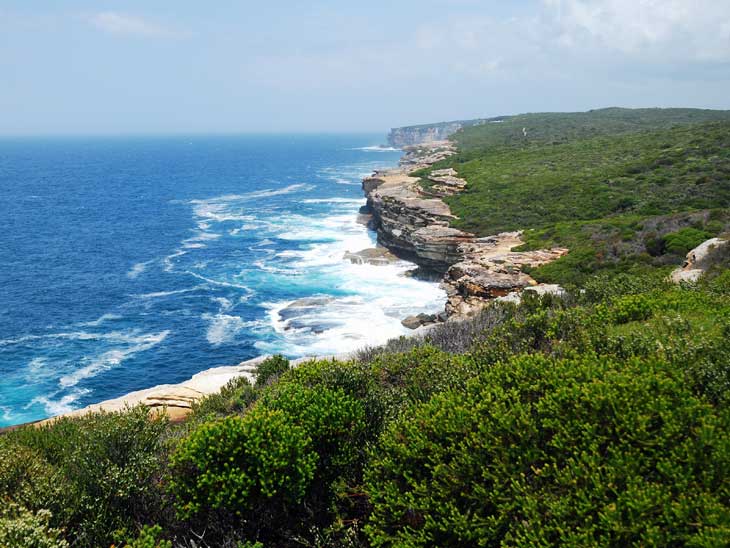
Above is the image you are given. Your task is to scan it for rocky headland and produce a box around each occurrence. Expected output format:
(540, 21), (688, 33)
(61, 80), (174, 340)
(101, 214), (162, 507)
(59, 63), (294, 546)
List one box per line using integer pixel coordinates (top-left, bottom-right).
(361, 140), (569, 324)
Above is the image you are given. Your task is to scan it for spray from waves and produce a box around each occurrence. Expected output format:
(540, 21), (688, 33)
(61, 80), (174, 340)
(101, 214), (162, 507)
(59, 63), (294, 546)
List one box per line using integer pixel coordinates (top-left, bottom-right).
(131, 286), (207, 300)
(202, 313), (261, 345)
(301, 198), (365, 205)
(0, 328), (169, 349)
(189, 183), (315, 208)
(28, 388), (92, 417)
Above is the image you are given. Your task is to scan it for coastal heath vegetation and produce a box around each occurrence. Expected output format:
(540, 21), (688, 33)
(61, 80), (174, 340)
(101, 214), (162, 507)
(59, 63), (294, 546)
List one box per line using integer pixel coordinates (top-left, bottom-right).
(1, 108), (730, 546)
(2, 267), (730, 547)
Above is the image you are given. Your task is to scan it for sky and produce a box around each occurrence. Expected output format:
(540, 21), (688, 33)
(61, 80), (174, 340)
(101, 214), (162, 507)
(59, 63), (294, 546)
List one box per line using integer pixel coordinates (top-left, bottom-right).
(1, 0), (729, 135)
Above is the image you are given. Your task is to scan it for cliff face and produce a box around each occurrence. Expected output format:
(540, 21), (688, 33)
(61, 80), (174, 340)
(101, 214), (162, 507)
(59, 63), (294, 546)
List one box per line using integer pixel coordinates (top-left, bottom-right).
(362, 140), (568, 321)
(388, 122), (465, 147)
(362, 141), (472, 272)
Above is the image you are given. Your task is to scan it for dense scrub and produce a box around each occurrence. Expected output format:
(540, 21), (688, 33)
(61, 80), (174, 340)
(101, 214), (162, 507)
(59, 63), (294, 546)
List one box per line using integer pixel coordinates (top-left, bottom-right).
(1, 269), (729, 546)
(452, 107), (730, 152)
(417, 109), (730, 286)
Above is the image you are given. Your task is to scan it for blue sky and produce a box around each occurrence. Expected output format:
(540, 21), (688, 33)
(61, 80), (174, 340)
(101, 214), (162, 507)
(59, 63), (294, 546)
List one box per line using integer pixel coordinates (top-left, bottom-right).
(1, 0), (729, 135)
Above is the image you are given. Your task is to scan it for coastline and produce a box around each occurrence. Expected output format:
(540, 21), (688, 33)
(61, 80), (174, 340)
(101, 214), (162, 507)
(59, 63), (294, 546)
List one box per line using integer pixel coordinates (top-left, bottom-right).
(21, 132), (567, 427)
(16, 140), (441, 427)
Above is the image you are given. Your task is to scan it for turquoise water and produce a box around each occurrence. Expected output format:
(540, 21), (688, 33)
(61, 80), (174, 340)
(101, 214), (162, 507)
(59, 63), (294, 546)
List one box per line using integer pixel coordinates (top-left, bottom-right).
(0, 135), (445, 426)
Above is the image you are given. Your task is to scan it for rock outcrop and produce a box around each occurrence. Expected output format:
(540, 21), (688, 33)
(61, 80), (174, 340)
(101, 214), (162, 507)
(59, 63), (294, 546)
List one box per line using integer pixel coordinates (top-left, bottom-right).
(442, 233), (569, 317)
(343, 247), (400, 265)
(362, 143), (569, 319)
(670, 237), (728, 283)
(363, 167), (473, 271)
(41, 354), (342, 424)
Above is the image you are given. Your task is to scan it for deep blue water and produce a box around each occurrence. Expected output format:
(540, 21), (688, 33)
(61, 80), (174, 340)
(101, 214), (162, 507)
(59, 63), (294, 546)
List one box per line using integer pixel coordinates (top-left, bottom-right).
(0, 135), (445, 426)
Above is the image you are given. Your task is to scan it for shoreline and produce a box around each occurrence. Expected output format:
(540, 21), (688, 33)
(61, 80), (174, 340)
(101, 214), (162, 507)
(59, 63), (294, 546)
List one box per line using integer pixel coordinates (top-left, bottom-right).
(11, 134), (567, 428)
(7, 141), (442, 428)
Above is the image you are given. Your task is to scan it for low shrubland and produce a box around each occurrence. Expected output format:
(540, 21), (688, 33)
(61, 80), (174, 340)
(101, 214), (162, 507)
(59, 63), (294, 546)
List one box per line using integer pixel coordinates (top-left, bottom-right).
(1, 269), (729, 546)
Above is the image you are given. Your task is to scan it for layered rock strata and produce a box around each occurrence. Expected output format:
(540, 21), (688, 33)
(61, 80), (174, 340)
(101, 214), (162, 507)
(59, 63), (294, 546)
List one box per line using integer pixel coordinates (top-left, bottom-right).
(443, 233), (569, 317)
(362, 143), (569, 320)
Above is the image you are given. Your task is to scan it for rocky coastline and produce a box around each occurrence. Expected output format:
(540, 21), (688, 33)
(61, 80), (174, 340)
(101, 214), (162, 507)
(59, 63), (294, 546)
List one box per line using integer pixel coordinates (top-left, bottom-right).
(21, 135), (569, 427)
(360, 140), (568, 323)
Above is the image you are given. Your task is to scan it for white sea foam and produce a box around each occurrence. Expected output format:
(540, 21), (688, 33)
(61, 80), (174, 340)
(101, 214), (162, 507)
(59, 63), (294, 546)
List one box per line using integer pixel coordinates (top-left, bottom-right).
(302, 198), (364, 205)
(250, 198), (446, 357)
(132, 286), (206, 300)
(77, 313), (123, 327)
(0, 406), (13, 423)
(202, 313), (259, 345)
(186, 271), (252, 291)
(163, 249), (188, 272)
(190, 184), (315, 208)
(58, 330), (169, 388)
(127, 260), (155, 279)
(29, 388), (92, 417)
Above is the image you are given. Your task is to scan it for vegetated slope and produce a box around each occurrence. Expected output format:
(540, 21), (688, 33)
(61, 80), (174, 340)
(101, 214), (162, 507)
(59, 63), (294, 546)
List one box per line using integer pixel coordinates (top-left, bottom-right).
(420, 110), (730, 285)
(3, 262), (730, 547)
(452, 106), (730, 151)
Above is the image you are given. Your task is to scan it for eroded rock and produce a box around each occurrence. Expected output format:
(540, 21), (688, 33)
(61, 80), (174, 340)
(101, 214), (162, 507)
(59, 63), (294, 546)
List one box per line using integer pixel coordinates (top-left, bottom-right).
(670, 237), (728, 283)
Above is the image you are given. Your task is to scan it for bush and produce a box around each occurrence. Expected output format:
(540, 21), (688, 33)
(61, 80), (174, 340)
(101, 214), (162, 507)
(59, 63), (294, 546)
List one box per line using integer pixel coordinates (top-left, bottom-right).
(117, 524), (171, 548)
(2, 407), (168, 547)
(190, 375), (258, 422)
(663, 227), (713, 255)
(0, 442), (73, 522)
(364, 354), (730, 547)
(255, 355), (290, 388)
(608, 293), (654, 323)
(367, 346), (478, 420)
(168, 407), (316, 526)
(278, 358), (385, 440)
(261, 383), (366, 482)
(0, 503), (68, 548)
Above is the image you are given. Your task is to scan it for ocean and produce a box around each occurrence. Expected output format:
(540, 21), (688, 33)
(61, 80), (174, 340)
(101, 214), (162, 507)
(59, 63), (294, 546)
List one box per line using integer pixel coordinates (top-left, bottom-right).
(0, 134), (445, 427)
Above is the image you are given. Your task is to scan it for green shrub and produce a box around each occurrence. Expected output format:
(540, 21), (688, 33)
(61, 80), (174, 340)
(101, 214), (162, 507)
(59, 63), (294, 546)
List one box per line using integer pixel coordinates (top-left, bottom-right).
(0, 442), (73, 522)
(367, 346), (478, 421)
(364, 354), (730, 547)
(608, 293), (654, 323)
(118, 524), (171, 548)
(261, 383), (367, 481)
(168, 407), (316, 523)
(190, 375), (258, 422)
(0, 503), (68, 548)
(255, 354), (290, 388)
(663, 227), (713, 255)
(2, 407), (168, 547)
(279, 358), (385, 439)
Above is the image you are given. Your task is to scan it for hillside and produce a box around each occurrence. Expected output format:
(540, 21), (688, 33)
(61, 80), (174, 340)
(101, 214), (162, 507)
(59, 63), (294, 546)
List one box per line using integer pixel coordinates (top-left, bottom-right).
(414, 108), (730, 285)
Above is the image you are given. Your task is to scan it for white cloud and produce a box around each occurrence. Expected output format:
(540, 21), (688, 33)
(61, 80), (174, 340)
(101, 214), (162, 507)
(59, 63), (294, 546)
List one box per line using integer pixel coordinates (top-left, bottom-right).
(87, 12), (178, 38)
(543, 0), (730, 62)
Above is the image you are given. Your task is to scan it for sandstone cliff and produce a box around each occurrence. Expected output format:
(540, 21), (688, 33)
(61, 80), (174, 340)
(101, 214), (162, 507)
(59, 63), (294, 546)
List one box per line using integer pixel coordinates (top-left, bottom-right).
(388, 122), (465, 147)
(362, 141), (569, 322)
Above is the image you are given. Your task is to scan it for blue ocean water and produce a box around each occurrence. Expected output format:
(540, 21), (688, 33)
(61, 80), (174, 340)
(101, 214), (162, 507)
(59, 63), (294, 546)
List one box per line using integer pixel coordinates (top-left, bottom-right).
(0, 135), (445, 426)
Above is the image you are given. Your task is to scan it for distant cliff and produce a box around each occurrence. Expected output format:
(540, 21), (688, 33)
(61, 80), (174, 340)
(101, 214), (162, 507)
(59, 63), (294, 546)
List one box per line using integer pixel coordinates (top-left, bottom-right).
(387, 119), (478, 147)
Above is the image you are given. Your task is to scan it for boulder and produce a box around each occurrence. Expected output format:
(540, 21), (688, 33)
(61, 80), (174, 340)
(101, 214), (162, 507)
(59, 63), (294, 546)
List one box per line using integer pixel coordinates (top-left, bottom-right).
(401, 313), (438, 330)
(343, 247), (400, 265)
(670, 238), (728, 283)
